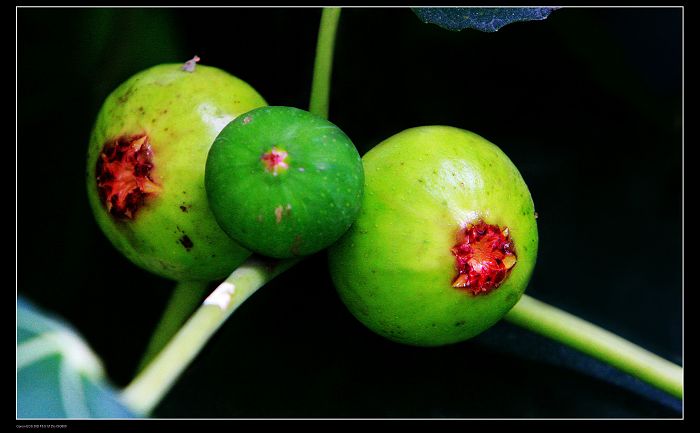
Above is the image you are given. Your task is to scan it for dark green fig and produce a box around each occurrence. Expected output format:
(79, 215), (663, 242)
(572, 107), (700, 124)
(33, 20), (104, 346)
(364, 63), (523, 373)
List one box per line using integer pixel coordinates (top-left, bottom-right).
(205, 106), (364, 258)
(328, 126), (538, 346)
(86, 62), (267, 281)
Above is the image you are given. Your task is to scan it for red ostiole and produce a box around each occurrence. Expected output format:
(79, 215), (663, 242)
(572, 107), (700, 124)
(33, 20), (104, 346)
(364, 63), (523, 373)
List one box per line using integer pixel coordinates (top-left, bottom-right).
(96, 134), (161, 219)
(451, 220), (517, 295)
(260, 146), (289, 176)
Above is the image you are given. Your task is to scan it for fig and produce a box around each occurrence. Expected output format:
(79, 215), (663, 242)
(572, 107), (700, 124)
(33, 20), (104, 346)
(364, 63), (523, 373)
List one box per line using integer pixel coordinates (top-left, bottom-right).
(86, 61), (267, 281)
(205, 106), (364, 258)
(328, 126), (538, 346)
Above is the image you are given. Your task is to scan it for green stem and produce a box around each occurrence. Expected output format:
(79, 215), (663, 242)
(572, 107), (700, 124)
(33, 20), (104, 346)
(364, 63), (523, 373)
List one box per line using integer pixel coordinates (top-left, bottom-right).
(505, 294), (683, 399)
(120, 257), (300, 415)
(309, 7), (342, 118)
(135, 280), (210, 374)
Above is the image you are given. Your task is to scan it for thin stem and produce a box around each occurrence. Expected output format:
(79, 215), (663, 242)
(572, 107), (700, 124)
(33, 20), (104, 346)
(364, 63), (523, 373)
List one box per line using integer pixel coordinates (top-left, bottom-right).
(505, 294), (683, 399)
(135, 280), (210, 374)
(309, 7), (342, 118)
(120, 257), (300, 415)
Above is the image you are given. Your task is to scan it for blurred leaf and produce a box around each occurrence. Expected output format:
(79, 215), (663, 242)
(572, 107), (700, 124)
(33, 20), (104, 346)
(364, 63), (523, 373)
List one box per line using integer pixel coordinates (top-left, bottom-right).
(17, 297), (136, 418)
(413, 7), (559, 32)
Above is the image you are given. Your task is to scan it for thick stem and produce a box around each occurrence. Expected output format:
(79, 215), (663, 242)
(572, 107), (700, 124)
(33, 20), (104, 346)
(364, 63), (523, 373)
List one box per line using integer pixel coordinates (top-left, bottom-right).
(135, 280), (210, 374)
(504, 294), (683, 399)
(309, 7), (342, 118)
(120, 257), (300, 415)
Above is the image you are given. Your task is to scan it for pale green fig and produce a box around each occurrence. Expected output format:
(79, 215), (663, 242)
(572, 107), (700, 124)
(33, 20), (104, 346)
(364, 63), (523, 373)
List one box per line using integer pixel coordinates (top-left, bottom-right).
(329, 126), (538, 346)
(86, 62), (266, 281)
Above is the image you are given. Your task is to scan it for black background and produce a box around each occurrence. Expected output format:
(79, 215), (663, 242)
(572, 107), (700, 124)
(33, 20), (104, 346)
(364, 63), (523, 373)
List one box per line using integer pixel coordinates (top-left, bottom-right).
(17, 7), (683, 418)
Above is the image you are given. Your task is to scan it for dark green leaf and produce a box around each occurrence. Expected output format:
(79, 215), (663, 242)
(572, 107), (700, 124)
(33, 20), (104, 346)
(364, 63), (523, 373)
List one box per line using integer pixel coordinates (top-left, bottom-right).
(17, 298), (137, 419)
(413, 7), (559, 32)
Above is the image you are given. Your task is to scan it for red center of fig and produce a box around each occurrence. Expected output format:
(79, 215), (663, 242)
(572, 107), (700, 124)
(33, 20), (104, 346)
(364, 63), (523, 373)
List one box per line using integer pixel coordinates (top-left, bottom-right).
(96, 134), (160, 219)
(451, 221), (517, 295)
(261, 147), (289, 176)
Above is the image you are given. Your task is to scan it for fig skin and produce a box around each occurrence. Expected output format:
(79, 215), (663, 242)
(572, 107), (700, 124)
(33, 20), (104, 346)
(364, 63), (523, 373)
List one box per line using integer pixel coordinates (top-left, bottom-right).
(86, 63), (267, 281)
(205, 106), (364, 258)
(328, 126), (538, 346)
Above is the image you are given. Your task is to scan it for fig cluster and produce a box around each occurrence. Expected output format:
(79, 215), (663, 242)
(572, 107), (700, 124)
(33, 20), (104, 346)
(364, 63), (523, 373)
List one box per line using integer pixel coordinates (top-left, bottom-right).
(88, 62), (538, 346)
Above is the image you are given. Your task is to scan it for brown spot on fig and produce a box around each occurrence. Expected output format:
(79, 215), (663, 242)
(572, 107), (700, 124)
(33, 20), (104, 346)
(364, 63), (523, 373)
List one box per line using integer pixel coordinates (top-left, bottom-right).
(290, 235), (303, 256)
(117, 86), (135, 105)
(274, 204), (292, 223)
(275, 206), (284, 223)
(179, 235), (194, 251)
